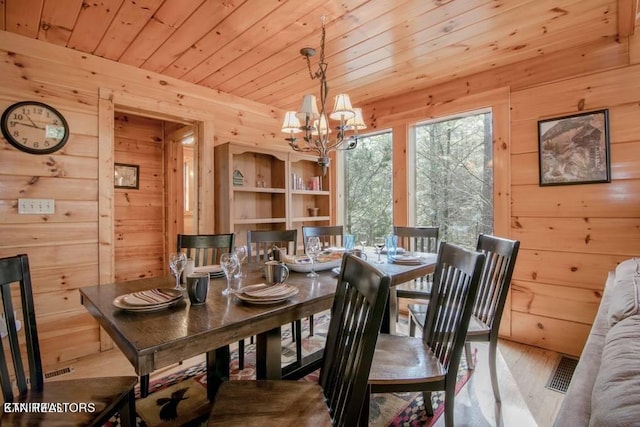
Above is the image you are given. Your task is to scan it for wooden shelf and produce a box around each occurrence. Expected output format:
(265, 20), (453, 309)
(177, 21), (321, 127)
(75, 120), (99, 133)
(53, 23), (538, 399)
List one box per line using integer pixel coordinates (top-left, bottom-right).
(291, 190), (330, 196)
(291, 216), (331, 222)
(234, 217), (287, 225)
(234, 186), (286, 193)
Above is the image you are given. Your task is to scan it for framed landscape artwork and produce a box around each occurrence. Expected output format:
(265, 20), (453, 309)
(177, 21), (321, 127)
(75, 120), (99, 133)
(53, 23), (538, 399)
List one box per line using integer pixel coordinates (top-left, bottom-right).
(537, 109), (611, 186)
(114, 163), (139, 189)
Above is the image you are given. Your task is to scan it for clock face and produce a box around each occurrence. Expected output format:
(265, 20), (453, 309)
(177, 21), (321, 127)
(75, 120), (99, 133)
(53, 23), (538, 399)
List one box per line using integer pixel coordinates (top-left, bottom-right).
(1, 101), (69, 155)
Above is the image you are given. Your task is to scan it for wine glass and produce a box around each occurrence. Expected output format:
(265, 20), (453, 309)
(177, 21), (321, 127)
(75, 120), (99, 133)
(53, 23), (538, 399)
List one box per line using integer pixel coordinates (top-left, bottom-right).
(359, 234), (368, 251)
(373, 236), (386, 264)
(169, 252), (188, 290)
(233, 245), (248, 278)
(220, 253), (239, 296)
(305, 236), (322, 278)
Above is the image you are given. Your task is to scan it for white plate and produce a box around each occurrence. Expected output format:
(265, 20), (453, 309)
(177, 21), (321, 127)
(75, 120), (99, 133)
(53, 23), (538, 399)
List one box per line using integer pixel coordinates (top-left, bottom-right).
(285, 257), (342, 273)
(122, 288), (183, 306)
(390, 254), (423, 265)
(113, 295), (183, 312)
(193, 265), (223, 274)
(381, 247), (406, 255)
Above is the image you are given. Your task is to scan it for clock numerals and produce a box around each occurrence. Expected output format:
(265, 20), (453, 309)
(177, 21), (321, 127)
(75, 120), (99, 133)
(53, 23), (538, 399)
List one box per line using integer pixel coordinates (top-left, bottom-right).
(2, 101), (69, 154)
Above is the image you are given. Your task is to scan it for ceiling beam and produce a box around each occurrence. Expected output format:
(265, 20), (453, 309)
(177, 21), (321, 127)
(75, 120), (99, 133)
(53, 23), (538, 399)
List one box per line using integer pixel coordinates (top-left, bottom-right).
(618, 0), (639, 37)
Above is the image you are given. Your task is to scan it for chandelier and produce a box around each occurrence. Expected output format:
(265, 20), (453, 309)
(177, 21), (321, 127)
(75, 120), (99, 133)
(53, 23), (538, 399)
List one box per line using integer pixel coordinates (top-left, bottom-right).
(281, 17), (366, 175)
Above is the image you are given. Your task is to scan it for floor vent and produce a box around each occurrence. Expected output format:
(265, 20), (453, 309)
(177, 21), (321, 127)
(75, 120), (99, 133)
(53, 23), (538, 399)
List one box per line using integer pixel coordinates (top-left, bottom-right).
(546, 355), (578, 393)
(44, 366), (74, 379)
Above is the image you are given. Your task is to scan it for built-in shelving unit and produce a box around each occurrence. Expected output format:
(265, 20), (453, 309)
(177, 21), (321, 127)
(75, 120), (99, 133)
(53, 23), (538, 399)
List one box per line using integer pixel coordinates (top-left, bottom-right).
(214, 143), (333, 248)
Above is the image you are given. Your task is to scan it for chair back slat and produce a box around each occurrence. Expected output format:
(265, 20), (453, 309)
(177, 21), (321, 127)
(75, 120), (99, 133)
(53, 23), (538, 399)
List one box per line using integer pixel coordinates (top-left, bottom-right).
(423, 243), (484, 372)
(393, 226), (439, 254)
(247, 229), (297, 263)
(320, 254), (390, 427)
(0, 255), (44, 402)
(473, 234), (520, 327)
(177, 234), (234, 267)
(302, 225), (344, 250)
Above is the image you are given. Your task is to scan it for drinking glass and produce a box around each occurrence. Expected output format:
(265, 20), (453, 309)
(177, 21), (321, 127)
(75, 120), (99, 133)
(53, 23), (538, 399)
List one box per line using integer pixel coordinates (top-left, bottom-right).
(306, 236), (322, 278)
(359, 234), (368, 251)
(373, 236), (385, 264)
(169, 252), (188, 290)
(220, 253), (239, 296)
(233, 245), (248, 278)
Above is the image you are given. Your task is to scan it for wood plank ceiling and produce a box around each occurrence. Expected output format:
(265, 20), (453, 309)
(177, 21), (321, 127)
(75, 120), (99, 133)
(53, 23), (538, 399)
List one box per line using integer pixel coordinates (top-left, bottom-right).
(1, 0), (637, 112)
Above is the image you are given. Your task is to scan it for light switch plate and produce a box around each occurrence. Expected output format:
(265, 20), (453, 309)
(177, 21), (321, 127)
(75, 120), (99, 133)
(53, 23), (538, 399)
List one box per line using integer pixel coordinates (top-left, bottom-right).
(18, 198), (55, 214)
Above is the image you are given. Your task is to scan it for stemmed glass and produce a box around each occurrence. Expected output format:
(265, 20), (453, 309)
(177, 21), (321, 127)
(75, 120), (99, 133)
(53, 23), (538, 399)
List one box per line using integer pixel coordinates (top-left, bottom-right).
(169, 252), (188, 290)
(233, 245), (248, 278)
(359, 234), (368, 251)
(305, 236), (322, 278)
(373, 236), (386, 264)
(220, 253), (239, 296)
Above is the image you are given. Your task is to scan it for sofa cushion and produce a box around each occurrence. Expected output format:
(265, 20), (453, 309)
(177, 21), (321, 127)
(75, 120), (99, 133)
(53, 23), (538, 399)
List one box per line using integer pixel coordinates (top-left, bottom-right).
(590, 314), (640, 427)
(607, 258), (640, 327)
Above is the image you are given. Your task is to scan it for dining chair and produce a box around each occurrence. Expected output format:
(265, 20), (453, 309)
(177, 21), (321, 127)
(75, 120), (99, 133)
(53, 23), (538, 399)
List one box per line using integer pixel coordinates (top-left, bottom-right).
(407, 234), (520, 402)
(393, 225), (439, 299)
(208, 253), (391, 427)
(177, 233), (235, 266)
(363, 242), (485, 427)
(301, 225), (344, 336)
(0, 254), (137, 426)
(302, 225), (344, 250)
(246, 229), (303, 368)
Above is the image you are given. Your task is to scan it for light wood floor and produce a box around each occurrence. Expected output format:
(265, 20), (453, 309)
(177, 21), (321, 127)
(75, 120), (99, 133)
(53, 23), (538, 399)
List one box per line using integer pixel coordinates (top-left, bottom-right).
(49, 333), (565, 426)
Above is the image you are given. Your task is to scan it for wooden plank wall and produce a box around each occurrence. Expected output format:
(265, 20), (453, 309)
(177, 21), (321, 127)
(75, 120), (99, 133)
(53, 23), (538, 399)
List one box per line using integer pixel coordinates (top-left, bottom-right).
(114, 113), (165, 282)
(0, 30), (283, 367)
(362, 32), (640, 356)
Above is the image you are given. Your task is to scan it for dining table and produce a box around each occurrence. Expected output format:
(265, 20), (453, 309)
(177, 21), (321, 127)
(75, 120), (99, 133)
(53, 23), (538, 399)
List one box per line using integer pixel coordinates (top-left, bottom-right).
(78, 249), (437, 401)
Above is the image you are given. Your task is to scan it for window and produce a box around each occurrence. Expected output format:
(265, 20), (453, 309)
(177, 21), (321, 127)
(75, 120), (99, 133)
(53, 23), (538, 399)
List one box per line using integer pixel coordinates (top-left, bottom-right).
(412, 110), (493, 248)
(343, 131), (393, 244)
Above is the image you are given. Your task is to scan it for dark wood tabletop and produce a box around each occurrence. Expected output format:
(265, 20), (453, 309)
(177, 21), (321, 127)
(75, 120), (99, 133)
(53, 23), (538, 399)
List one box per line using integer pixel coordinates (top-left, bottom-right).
(79, 252), (436, 398)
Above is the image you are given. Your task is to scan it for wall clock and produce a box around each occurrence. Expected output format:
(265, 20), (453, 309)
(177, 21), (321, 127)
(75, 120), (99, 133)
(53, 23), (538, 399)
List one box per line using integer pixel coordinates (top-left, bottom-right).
(1, 101), (69, 155)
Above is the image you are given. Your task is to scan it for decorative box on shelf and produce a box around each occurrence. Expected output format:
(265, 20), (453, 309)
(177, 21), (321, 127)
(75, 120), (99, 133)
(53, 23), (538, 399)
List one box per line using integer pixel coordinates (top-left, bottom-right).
(233, 169), (244, 186)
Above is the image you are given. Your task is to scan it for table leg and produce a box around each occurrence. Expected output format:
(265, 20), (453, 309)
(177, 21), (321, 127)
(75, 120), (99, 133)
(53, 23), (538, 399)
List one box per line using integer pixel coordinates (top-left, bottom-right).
(207, 346), (230, 401)
(256, 326), (282, 380)
(139, 374), (149, 398)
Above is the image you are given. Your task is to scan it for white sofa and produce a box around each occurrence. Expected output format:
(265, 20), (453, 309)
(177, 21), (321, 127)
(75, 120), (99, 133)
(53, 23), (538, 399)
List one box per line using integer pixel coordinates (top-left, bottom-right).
(554, 258), (640, 426)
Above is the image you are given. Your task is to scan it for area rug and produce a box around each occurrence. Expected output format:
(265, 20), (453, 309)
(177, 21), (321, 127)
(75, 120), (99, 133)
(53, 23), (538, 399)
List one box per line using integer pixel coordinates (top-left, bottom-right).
(105, 314), (475, 427)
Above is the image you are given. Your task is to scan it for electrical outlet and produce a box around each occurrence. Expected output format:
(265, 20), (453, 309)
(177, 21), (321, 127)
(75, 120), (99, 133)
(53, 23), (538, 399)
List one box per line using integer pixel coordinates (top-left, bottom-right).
(18, 198), (55, 214)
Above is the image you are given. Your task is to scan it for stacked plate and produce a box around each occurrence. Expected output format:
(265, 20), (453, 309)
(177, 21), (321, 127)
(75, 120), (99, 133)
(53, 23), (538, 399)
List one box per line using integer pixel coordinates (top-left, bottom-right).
(193, 265), (226, 280)
(235, 283), (298, 305)
(390, 254), (423, 265)
(113, 288), (183, 312)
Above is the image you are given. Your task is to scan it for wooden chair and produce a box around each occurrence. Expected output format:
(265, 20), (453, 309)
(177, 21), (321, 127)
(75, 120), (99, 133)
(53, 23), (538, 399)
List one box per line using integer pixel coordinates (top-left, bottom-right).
(407, 234), (520, 402)
(246, 229), (302, 369)
(0, 254), (137, 427)
(177, 233), (235, 266)
(393, 225), (439, 300)
(363, 242), (485, 427)
(208, 254), (391, 427)
(302, 225), (344, 250)
(301, 225), (344, 336)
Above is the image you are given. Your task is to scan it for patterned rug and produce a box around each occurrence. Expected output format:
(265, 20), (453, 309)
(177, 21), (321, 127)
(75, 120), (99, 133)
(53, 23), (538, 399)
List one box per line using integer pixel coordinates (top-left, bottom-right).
(104, 314), (475, 427)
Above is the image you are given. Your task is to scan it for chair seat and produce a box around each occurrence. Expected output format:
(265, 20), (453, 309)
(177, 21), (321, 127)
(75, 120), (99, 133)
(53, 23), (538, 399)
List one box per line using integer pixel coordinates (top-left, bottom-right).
(1, 376), (137, 426)
(396, 280), (432, 299)
(369, 334), (446, 387)
(408, 304), (490, 337)
(209, 380), (332, 426)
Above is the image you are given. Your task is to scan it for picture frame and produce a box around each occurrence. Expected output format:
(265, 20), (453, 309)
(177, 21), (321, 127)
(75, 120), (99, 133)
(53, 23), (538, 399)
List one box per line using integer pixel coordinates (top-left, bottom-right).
(538, 109), (611, 186)
(114, 163), (139, 189)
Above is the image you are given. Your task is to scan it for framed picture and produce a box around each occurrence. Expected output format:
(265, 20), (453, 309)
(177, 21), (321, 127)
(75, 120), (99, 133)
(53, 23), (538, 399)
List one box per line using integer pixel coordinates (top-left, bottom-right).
(538, 109), (611, 186)
(114, 163), (139, 189)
